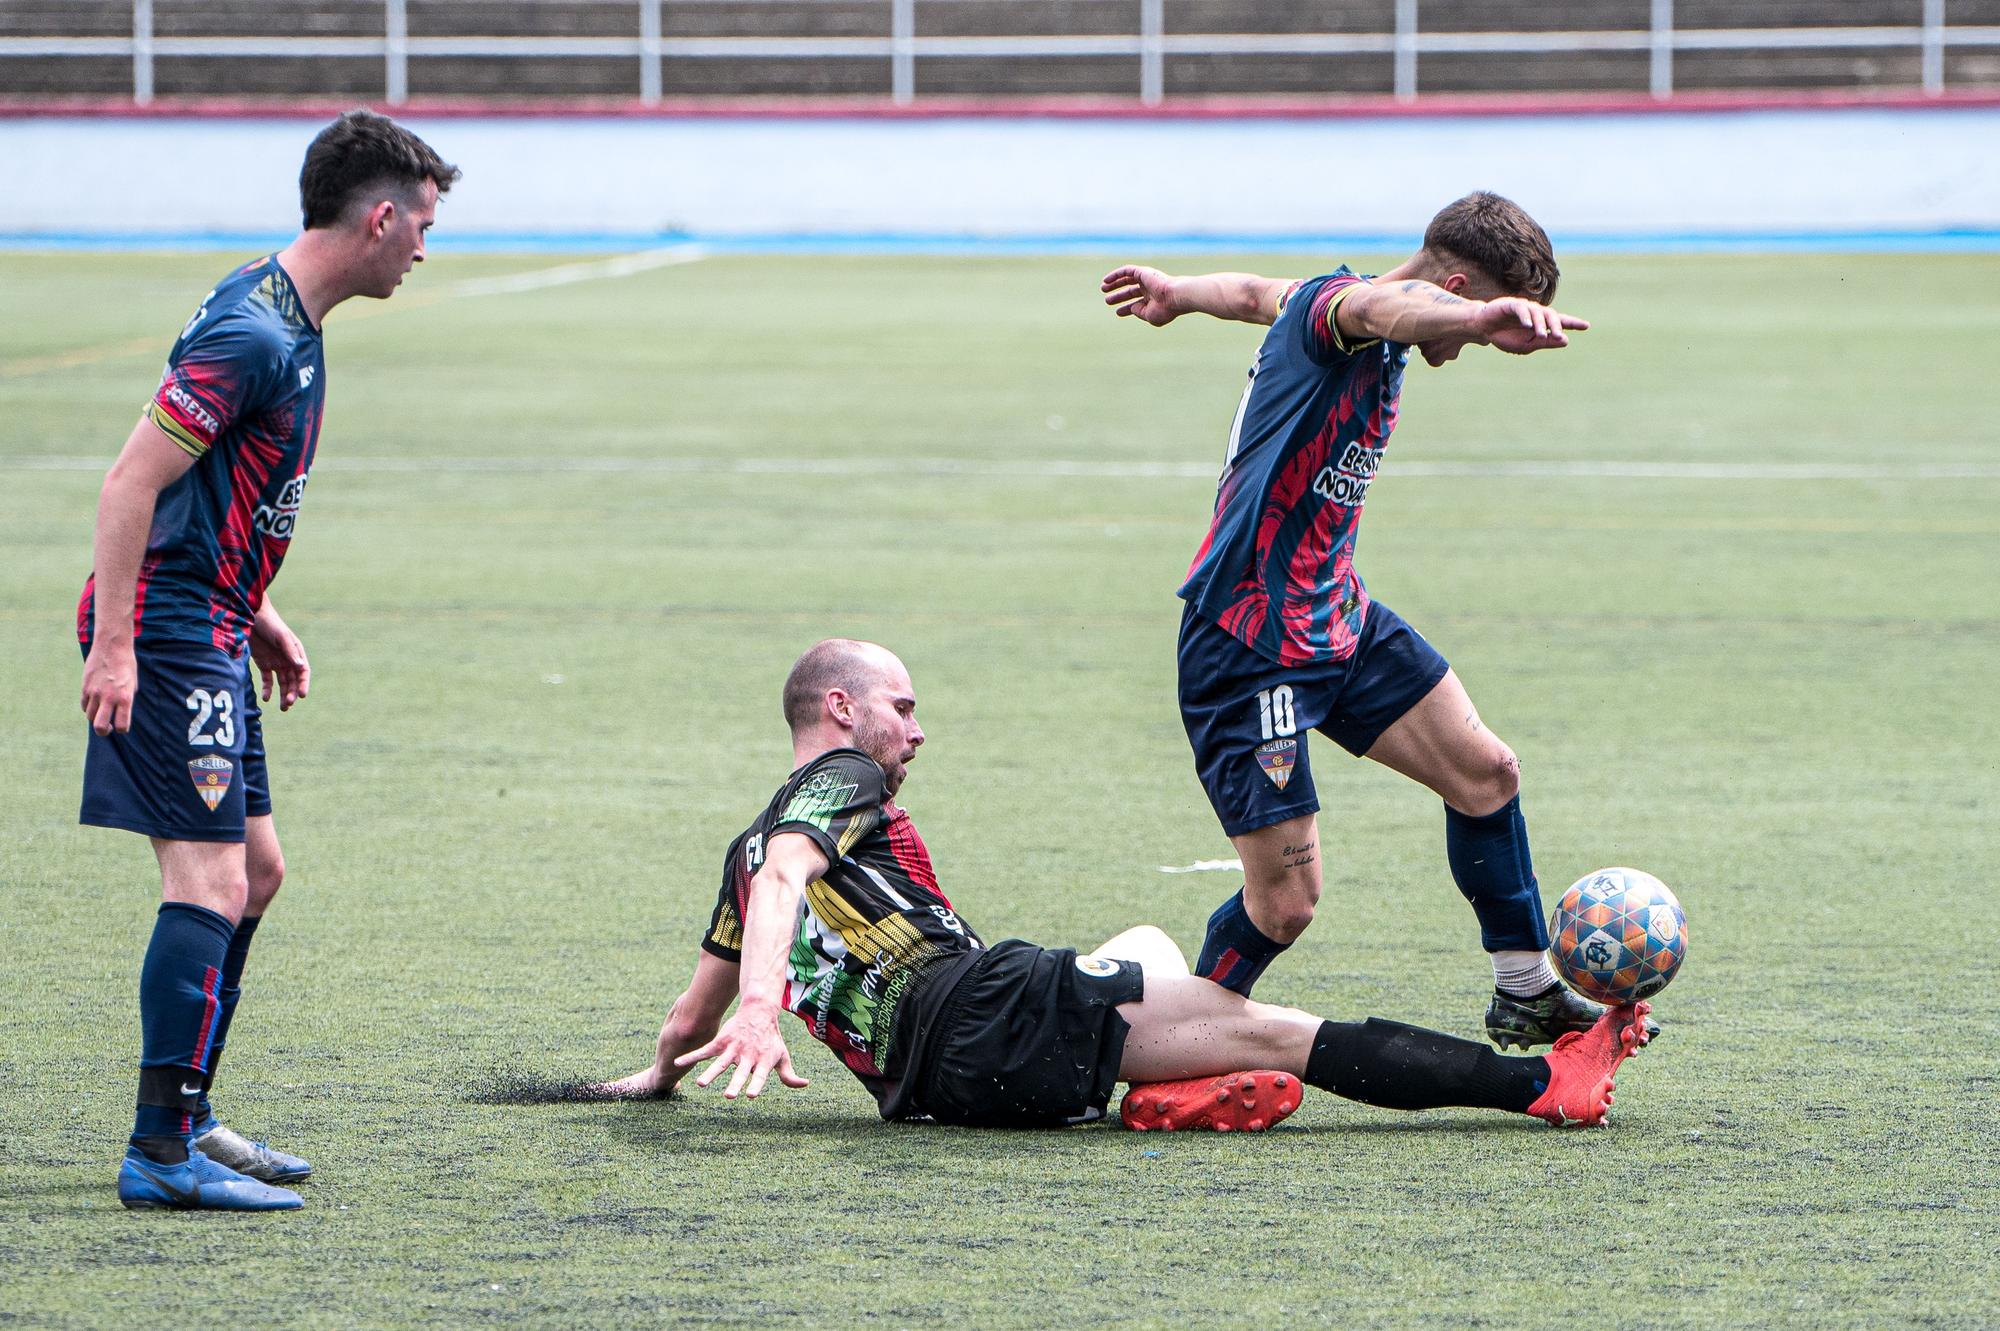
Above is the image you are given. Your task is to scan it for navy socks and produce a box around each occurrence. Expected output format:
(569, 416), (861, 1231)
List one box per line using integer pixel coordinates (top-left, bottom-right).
(1305, 1017), (1549, 1113)
(1195, 889), (1289, 996)
(132, 902), (235, 1160)
(1443, 795), (1551, 953)
(193, 913), (262, 1130)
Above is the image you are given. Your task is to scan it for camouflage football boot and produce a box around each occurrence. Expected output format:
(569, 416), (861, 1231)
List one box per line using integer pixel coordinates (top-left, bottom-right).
(192, 1123), (313, 1184)
(1486, 984), (1661, 1051)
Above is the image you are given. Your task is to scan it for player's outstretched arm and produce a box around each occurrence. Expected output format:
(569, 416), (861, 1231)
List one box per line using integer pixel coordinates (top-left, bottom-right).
(676, 833), (825, 1100)
(1101, 266), (1294, 327)
(82, 416), (198, 736)
(1337, 279), (1588, 354)
(593, 949), (741, 1098)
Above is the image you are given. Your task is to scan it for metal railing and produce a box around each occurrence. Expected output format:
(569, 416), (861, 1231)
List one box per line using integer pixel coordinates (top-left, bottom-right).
(2, 0), (1996, 107)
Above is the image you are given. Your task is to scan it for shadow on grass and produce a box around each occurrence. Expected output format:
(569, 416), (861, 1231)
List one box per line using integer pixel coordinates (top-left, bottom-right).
(470, 1072), (1555, 1149)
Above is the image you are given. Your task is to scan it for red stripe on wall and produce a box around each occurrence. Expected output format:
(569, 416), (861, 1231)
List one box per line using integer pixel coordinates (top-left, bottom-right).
(4, 89), (1998, 122)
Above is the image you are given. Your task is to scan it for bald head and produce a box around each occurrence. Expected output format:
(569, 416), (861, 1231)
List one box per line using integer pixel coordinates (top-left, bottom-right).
(782, 638), (925, 794)
(782, 639), (897, 732)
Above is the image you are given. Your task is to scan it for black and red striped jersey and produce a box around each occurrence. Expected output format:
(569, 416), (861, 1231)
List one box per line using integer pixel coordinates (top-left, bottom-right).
(702, 748), (982, 1107)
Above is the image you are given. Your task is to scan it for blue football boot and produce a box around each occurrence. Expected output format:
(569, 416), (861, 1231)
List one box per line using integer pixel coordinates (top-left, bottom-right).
(194, 1122), (313, 1184)
(117, 1145), (303, 1211)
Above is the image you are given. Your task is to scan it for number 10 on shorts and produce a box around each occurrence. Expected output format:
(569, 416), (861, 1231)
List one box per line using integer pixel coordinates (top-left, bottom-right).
(1256, 685), (1296, 739)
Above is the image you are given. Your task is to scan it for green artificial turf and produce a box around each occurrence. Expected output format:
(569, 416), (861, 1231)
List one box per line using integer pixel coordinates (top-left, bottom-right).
(1, 249), (1995, 1329)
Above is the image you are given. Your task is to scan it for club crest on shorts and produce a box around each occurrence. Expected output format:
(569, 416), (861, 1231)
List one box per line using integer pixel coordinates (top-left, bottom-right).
(1254, 738), (1297, 790)
(187, 755), (234, 812)
(1075, 955), (1121, 978)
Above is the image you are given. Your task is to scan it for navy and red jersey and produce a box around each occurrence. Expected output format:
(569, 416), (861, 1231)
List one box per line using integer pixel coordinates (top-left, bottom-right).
(77, 255), (325, 657)
(1179, 266), (1409, 667)
(703, 748), (982, 1111)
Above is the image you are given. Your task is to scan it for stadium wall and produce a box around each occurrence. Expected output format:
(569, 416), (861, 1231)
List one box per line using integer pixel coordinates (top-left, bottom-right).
(4, 105), (1998, 249)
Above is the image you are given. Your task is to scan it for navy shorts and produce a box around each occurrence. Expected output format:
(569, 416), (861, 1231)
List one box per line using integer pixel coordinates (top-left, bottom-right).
(80, 640), (269, 842)
(1177, 599), (1450, 837)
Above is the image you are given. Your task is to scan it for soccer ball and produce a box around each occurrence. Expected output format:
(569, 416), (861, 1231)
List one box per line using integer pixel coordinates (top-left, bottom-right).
(1549, 867), (1686, 1005)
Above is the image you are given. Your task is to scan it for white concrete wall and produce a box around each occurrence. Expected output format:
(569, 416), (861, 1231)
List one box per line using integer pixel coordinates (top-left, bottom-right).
(3, 108), (1996, 243)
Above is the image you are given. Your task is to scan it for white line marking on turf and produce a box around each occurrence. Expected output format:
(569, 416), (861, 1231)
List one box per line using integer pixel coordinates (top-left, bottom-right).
(445, 244), (710, 298)
(0, 247), (712, 376)
(5, 456), (1998, 481)
(1159, 859), (1245, 874)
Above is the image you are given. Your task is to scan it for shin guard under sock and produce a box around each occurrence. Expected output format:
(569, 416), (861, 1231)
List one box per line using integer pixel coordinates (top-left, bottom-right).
(132, 902), (235, 1157)
(1444, 796), (1551, 954)
(1305, 1017), (1550, 1113)
(1195, 889), (1289, 997)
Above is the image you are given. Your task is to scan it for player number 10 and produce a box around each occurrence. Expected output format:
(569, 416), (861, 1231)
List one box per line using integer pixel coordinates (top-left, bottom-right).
(1256, 685), (1296, 739)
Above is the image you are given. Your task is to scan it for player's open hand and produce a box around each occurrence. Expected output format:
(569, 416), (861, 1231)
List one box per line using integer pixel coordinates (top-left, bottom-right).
(249, 614), (311, 711)
(676, 1006), (809, 1101)
(1101, 265), (1181, 326)
(80, 639), (138, 736)
(1477, 297), (1590, 355)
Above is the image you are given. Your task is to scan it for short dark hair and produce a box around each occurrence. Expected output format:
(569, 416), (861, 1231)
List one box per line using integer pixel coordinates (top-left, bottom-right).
(1422, 191), (1559, 303)
(782, 640), (878, 732)
(299, 109), (461, 230)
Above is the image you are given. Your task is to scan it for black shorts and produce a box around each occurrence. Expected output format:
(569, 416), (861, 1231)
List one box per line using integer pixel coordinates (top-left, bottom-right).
(899, 939), (1144, 1129)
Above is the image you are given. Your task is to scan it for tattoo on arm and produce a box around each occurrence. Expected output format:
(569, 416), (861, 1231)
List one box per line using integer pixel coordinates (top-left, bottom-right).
(1280, 840), (1318, 870)
(1464, 708), (1484, 734)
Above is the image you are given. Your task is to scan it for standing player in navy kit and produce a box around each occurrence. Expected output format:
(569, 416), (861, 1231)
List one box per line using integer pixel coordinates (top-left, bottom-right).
(78, 110), (458, 1210)
(1101, 193), (1651, 1049)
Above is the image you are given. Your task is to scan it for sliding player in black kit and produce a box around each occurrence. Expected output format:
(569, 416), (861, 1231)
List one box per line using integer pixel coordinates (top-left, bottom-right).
(592, 640), (1652, 1132)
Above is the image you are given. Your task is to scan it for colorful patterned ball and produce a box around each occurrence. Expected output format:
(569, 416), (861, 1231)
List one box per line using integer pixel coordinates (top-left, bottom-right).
(1550, 867), (1686, 1005)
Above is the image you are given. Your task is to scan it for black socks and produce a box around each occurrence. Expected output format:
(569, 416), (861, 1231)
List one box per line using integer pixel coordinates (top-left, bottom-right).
(1305, 1017), (1549, 1114)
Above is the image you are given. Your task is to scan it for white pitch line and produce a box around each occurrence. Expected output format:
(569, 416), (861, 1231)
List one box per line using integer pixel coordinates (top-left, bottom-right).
(1159, 858), (1245, 875)
(445, 243), (710, 298)
(4, 455), (1998, 481)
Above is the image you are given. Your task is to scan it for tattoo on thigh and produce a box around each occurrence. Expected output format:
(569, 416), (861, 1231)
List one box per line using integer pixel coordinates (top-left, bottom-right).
(1281, 840), (1318, 870)
(1464, 708), (1483, 733)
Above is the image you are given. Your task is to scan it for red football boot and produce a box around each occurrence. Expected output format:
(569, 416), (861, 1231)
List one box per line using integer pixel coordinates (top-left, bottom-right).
(1527, 1001), (1652, 1128)
(1120, 1070), (1303, 1133)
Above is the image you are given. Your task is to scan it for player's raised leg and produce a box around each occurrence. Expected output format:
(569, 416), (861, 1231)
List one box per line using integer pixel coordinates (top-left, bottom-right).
(119, 838), (300, 1211)
(1364, 669), (1655, 1048)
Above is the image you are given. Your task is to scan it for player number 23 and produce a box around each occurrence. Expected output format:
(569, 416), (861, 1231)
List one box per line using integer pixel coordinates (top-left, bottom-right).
(185, 688), (236, 748)
(1256, 685), (1296, 739)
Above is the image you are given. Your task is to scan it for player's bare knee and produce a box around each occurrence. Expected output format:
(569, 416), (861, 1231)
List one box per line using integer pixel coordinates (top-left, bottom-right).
(247, 853), (286, 914)
(166, 871), (249, 921)
(1456, 746), (1521, 816)
(1126, 925), (1182, 967)
(1262, 894), (1318, 944)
